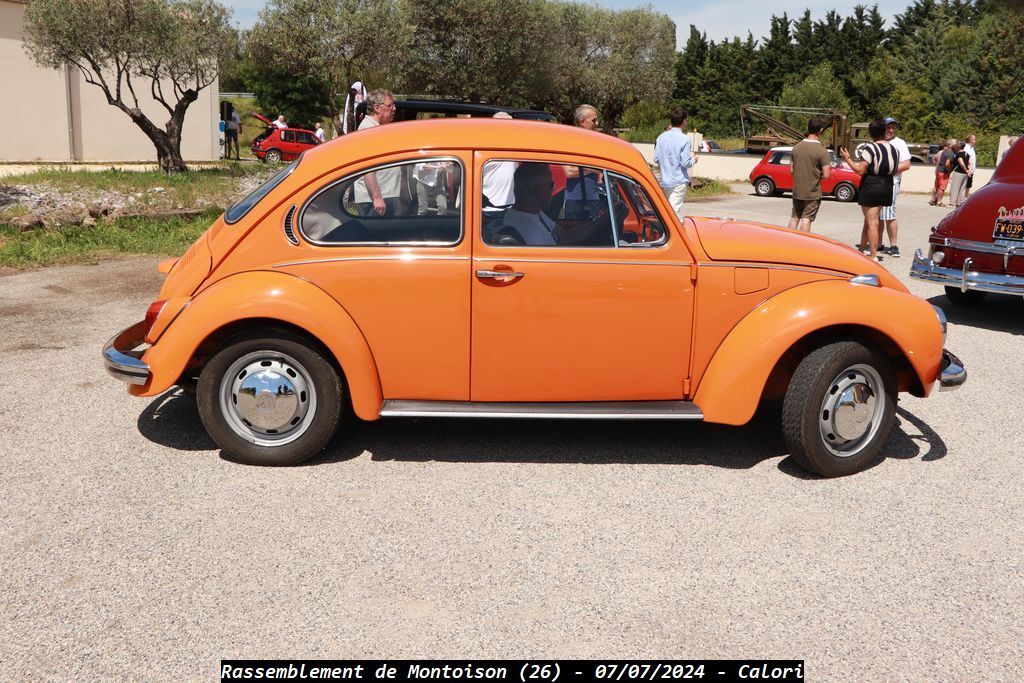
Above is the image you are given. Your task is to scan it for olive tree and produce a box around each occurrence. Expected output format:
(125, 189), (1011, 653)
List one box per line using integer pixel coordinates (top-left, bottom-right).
(23, 0), (232, 173)
(548, 5), (676, 130)
(247, 0), (409, 134)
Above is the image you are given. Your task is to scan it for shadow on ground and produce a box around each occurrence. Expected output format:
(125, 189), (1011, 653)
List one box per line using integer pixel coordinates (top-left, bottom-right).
(928, 293), (1024, 336)
(138, 391), (949, 478)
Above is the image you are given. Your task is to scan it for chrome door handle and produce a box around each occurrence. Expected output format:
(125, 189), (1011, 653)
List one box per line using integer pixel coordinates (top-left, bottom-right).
(476, 269), (524, 279)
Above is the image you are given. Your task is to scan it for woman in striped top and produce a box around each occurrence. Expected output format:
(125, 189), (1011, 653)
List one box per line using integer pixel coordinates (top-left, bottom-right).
(840, 119), (898, 261)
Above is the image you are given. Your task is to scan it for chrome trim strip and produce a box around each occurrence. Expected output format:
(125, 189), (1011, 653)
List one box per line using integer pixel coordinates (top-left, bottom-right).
(910, 249), (1024, 296)
(932, 304), (947, 346)
(849, 274), (880, 287)
(939, 349), (967, 391)
(471, 256), (687, 267)
(931, 236), (1021, 256)
(379, 399), (704, 420)
(297, 155), (465, 248)
(102, 321), (150, 386)
(274, 255), (470, 268)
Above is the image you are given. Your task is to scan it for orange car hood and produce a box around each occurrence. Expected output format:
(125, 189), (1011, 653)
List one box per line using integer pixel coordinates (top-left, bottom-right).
(694, 218), (905, 290)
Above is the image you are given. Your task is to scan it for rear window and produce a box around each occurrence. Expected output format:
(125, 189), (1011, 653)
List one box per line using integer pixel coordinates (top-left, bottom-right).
(224, 161), (297, 224)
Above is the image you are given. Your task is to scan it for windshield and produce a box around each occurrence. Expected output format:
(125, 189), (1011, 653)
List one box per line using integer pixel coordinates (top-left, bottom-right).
(224, 160), (297, 224)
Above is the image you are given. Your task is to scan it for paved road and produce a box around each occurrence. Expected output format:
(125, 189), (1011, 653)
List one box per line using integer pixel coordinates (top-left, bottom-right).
(1, 190), (1022, 680)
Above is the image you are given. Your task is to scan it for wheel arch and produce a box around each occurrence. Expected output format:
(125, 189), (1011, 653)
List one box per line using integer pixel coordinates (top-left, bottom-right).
(131, 270), (384, 420)
(693, 280), (943, 425)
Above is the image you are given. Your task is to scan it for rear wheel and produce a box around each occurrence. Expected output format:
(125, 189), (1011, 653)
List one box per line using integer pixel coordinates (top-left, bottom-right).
(834, 182), (856, 202)
(264, 148), (283, 163)
(197, 330), (342, 465)
(782, 341), (896, 477)
(944, 286), (987, 306)
(754, 177), (776, 197)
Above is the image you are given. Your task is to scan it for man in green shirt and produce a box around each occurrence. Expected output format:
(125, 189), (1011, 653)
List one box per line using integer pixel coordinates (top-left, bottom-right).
(787, 116), (832, 232)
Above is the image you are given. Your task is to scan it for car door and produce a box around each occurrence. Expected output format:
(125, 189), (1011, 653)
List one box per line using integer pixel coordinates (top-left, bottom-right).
(772, 150), (794, 191)
(279, 130), (299, 160)
(281, 151), (472, 400)
(470, 152), (695, 402)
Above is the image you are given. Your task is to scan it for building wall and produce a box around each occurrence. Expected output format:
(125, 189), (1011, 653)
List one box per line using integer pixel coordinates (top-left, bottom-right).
(0, 0), (218, 162)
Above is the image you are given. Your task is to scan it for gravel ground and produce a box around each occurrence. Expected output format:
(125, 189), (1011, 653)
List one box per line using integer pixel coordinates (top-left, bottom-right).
(1, 189), (1021, 681)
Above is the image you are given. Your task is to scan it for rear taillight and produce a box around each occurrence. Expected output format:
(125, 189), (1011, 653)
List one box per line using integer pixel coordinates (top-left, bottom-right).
(144, 300), (167, 339)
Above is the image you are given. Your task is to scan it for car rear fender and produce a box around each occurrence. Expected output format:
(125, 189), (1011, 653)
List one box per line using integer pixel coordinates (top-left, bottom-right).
(130, 270), (383, 420)
(693, 279), (943, 425)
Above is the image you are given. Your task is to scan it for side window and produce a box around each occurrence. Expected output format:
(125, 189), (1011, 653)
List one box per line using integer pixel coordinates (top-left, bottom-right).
(770, 151), (791, 165)
(297, 132), (317, 145)
(281, 130), (295, 143)
(606, 173), (668, 246)
(299, 158), (462, 245)
(481, 160), (615, 248)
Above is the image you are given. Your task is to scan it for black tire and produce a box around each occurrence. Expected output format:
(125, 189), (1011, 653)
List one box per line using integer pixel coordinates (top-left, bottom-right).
(264, 148), (283, 163)
(753, 177), (776, 197)
(834, 182), (857, 202)
(944, 286), (987, 306)
(197, 329), (343, 465)
(782, 341), (896, 477)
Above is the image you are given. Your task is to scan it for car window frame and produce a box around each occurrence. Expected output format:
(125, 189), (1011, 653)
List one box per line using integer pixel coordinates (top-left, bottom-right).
(480, 158), (670, 250)
(297, 155), (465, 248)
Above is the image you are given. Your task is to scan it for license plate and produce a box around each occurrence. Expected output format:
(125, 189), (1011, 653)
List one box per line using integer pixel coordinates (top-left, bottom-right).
(993, 215), (1024, 241)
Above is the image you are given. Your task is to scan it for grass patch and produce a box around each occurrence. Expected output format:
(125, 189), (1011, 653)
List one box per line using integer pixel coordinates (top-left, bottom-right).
(3, 162), (267, 192)
(689, 178), (735, 200)
(0, 209), (219, 269)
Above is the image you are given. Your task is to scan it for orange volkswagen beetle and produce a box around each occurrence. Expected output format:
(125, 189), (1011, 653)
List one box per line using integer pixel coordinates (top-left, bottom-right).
(103, 119), (965, 477)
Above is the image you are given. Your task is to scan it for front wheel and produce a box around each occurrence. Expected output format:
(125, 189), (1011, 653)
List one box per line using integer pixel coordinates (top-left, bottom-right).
(197, 330), (343, 465)
(753, 177), (776, 197)
(944, 286), (986, 306)
(264, 148), (283, 163)
(782, 341), (896, 477)
(834, 182), (856, 202)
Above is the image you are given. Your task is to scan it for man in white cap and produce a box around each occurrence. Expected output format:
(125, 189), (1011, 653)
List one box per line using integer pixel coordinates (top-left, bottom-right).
(880, 117), (911, 258)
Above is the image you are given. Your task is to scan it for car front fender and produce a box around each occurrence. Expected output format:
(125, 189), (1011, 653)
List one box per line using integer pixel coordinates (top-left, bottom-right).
(130, 270), (383, 420)
(693, 279), (944, 425)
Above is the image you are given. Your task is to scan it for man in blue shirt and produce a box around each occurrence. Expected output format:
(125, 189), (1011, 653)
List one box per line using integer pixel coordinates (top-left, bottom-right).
(654, 107), (697, 219)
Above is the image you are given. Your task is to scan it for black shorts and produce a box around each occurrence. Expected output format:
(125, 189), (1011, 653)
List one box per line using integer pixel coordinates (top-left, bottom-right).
(858, 175), (894, 208)
(966, 174), (974, 188)
(225, 129), (238, 141)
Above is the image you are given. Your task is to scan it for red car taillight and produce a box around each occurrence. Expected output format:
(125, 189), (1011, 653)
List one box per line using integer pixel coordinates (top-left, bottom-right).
(144, 300), (167, 339)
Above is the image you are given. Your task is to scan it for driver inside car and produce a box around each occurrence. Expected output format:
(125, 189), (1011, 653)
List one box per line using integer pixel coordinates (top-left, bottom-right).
(491, 163), (607, 246)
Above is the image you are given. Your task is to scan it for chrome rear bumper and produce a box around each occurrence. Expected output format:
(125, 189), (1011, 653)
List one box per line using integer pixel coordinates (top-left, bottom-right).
(939, 349), (966, 391)
(911, 249), (1024, 296)
(102, 321), (150, 385)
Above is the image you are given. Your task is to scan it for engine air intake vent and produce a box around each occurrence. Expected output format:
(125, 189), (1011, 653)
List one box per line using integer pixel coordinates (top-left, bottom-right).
(283, 205), (299, 245)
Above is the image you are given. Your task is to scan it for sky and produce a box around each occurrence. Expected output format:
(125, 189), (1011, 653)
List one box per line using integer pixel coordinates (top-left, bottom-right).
(222, 0), (913, 46)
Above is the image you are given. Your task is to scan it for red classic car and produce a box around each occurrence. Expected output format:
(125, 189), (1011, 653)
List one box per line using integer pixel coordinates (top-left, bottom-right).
(749, 146), (861, 202)
(250, 113), (321, 163)
(911, 137), (1024, 304)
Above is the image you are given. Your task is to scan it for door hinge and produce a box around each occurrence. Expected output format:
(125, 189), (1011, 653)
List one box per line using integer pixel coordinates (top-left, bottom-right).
(689, 263), (699, 282)
(683, 377), (692, 397)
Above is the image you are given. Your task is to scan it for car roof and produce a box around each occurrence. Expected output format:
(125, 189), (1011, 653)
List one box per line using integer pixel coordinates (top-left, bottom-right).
(394, 99), (553, 121)
(299, 118), (645, 171)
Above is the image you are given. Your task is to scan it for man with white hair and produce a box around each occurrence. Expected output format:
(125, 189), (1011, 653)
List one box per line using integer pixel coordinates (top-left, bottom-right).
(353, 89), (404, 215)
(574, 104), (599, 131)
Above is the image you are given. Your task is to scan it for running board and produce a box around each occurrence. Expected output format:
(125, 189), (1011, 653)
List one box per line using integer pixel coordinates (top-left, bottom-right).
(379, 400), (704, 420)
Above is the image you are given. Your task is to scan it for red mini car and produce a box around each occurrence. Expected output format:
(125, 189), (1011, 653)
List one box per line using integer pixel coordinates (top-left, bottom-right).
(749, 146), (861, 202)
(911, 137), (1024, 304)
(250, 113), (321, 163)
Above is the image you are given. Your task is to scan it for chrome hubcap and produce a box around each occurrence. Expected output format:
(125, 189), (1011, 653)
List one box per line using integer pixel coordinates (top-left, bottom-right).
(220, 351), (316, 446)
(758, 181), (771, 194)
(819, 364), (885, 457)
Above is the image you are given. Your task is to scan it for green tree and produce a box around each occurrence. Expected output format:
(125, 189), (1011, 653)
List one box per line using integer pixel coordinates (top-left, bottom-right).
(248, 0), (409, 134)
(400, 0), (556, 106)
(23, 0), (232, 172)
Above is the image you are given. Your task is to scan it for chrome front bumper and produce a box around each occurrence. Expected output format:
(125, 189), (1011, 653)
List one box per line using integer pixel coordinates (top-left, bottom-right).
(911, 248), (1024, 296)
(939, 349), (966, 391)
(102, 321), (150, 386)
